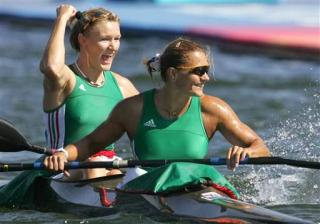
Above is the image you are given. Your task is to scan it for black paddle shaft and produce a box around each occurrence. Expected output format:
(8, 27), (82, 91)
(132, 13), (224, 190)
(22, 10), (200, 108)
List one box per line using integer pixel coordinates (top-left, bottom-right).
(247, 157), (320, 169)
(1, 118), (319, 170)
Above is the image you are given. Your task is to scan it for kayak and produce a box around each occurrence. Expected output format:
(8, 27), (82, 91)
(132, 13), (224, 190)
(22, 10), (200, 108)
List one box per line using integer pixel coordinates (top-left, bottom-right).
(0, 118), (317, 223)
(0, 160), (316, 223)
(0, 117), (318, 223)
(49, 167), (313, 223)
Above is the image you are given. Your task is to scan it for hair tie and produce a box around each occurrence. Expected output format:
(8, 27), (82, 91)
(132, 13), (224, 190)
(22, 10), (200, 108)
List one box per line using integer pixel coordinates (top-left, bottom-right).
(75, 11), (82, 20)
(68, 11), (82, 31)
(148, 53), (161, 72)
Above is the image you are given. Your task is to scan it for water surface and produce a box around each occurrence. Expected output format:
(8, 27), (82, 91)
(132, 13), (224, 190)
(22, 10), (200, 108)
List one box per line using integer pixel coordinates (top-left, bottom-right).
(0, 8), (319, 223)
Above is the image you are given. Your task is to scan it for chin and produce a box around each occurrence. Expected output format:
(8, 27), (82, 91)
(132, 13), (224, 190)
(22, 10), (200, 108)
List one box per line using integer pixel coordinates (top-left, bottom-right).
(190, 90), (204, 97)
(101, 64), (112, 71)
(195, 92), (204, 97)
(190, 87), (204, 97)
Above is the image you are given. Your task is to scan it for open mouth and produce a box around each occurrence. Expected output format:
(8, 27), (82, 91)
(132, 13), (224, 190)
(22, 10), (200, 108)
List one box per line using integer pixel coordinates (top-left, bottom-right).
(101, 54), (114, 64)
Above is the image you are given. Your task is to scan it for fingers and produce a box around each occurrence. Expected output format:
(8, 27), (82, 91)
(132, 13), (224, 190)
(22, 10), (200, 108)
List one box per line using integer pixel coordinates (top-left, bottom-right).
(64, 170), (71, 177)
(43, 152), (67, 172)
(227, 146), (249, 171)
(56, 4), (77, 18)
(227, 146), (232, 169)
(240, 150), (247, 161)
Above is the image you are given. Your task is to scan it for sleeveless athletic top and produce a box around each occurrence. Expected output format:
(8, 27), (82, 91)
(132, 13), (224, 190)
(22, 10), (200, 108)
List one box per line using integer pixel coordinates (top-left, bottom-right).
(44, 70), (123, 150)
(133, 89), (208, 160)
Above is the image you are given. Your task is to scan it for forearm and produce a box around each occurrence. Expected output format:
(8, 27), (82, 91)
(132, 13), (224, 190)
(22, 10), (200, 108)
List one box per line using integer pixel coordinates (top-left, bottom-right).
(64, 137), (103, 161)
(63, 102), (130, 162)
(246, 138), (271, 157)
(40, 15), (68, 76)
(64, 123), (121, 161)
(44, 130), (109, 172)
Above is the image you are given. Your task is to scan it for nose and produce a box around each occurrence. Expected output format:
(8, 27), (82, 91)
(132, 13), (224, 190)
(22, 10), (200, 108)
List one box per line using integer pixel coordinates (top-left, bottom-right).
(108, 41), (115, 51)
(201, 72), (210, 82)
(108, 39), (119, 52)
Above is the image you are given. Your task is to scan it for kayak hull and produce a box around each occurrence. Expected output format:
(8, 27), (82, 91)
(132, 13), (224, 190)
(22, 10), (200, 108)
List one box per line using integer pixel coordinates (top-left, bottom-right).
(48, 169), (313, 223)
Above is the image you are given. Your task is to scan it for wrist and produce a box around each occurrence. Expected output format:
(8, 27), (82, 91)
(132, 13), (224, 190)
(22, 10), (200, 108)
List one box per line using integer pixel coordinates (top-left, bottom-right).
(56, 15), (70, 24)
(56, 148), (69, 160)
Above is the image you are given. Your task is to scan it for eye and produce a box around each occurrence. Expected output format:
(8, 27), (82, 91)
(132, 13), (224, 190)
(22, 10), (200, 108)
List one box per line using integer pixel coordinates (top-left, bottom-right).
(101, 37), (112, 41)
(192, 66), (209, 76)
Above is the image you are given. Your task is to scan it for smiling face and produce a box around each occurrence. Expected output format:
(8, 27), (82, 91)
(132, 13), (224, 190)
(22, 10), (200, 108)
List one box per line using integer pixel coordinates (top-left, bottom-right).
(158, 38), (212, 97)
(172, 50), (210, 97)
(80, 21), (121, 71)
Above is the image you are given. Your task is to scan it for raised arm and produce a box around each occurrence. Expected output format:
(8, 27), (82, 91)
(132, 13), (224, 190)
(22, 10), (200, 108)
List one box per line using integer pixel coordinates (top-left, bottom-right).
(39, 5), (77, 110)
(201, 95), (270, 170)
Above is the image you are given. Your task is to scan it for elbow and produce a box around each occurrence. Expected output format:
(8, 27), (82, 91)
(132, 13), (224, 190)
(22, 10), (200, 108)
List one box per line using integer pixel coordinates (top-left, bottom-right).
(258, 138), (271, 156)
(257, 139), (271, 157)
(249, 138), (271, 157)
(39, 60), (47, 74)
(39, 60), (62, 78)
(263, 148), (271, 157)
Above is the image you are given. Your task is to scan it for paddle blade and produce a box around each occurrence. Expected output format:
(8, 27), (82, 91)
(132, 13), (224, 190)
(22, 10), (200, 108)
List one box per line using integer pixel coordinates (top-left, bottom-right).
(0, 118), (51, 154)
(0, 118), (31, 152)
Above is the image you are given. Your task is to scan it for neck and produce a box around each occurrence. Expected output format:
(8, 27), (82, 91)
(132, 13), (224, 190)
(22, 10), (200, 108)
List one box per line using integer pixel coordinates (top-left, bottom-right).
(75, 60), (105, 87)
(155, 87), (191, 118)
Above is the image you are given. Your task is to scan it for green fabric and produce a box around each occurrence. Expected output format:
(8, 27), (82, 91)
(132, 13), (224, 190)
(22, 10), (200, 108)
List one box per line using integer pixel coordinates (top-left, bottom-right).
(0, 170), (52, 208)
(122, 162), (239, 198)
(65, 70), (123, 149)
(0, 71), (124, 208)
(133, 89), (208, 160)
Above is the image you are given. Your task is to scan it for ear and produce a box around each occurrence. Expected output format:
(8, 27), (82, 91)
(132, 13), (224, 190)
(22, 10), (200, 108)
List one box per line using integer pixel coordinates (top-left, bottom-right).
(78, 33), (86, 48)
(167, 67), (177, 82)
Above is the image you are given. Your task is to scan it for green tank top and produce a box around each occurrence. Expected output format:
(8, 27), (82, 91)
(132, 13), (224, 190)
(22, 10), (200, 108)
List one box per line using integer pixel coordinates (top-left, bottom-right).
(44, 70), (123, 150)
(133, 89), (208, 160)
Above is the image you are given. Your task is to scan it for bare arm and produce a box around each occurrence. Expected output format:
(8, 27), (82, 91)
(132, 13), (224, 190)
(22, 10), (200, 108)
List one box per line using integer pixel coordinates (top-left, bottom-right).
(69, 94), (143, 160)
(113, 73), (139, 98)
(43, 100), (126, 172)
(39, 5), (77, 110)
(201, 95), (270, 170)
(43, 94), (144, 171)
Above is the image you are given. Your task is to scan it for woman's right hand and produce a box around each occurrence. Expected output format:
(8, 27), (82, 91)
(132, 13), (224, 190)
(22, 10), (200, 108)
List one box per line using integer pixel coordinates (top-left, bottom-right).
(43, 151), (70, 176)
(226, 145), (249, 171)
(56, 4), (77, 22)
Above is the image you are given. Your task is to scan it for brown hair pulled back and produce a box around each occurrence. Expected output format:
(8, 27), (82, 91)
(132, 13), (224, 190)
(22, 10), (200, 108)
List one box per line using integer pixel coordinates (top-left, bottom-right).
(145, 38), (209, 81)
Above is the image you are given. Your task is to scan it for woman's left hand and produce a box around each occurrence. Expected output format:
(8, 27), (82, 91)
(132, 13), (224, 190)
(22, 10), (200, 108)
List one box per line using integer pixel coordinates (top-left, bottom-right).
(227, 146), (250, 171)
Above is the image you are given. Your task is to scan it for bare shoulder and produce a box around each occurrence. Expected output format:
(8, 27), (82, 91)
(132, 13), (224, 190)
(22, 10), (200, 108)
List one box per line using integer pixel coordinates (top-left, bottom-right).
(112, 72), (139, 98)
(113, 93), (144, 118)
(120, 93), (144, 107)
(112, 72), (131, 85)
(200, 94), (243, 140)
(112, 93), (144, 136)
(201, 95), (238, 121)
(201, 95), (232, 113)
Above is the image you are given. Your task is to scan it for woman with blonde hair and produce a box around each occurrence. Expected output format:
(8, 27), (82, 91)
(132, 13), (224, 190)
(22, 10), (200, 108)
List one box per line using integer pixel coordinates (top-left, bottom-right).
(40, 4), (138, 179)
